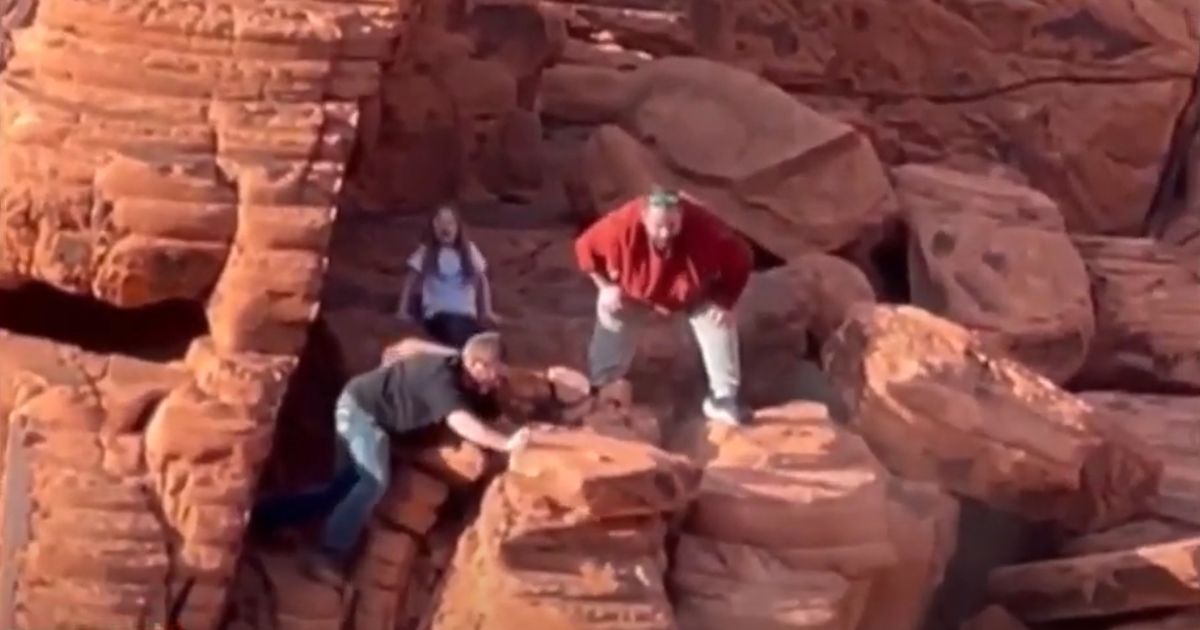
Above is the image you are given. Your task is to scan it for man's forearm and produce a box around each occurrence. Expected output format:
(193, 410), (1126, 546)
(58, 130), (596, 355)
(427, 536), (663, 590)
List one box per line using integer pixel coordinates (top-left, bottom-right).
(446, 410), (510, 452)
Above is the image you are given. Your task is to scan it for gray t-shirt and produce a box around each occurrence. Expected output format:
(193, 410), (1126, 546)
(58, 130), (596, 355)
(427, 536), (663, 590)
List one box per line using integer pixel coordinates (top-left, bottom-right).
(344, 353), (499, 435)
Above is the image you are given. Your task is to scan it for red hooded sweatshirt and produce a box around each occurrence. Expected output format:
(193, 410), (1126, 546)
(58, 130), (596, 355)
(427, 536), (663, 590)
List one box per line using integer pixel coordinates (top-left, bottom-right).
(574, 195), (753, 312)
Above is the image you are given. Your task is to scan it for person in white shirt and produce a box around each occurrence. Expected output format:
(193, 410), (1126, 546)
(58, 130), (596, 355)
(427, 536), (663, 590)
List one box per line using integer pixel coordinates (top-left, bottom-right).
(399, 204), (499, 347)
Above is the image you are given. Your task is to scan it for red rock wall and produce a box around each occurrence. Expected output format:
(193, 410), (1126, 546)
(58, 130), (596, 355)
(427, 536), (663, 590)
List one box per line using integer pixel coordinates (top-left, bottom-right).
(0, 0), (411, 627)
(688, 0), (1200, 236)
(342, 0), (564, 213)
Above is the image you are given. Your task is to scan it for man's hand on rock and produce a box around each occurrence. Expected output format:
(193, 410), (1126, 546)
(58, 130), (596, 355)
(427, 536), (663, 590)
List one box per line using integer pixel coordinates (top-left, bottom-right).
(598, 284), (623, 314)
(504, 427), (532, 453)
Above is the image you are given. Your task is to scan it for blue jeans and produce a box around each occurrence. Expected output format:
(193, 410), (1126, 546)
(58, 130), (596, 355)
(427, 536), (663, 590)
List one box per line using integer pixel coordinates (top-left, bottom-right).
(250, 392), (389, 560)
(424, 312), (483, 349)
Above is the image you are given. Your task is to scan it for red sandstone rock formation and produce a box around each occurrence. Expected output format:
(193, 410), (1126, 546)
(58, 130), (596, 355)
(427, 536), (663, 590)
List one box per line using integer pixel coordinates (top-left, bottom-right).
(823, 304), (1161, 531)
(557, 56), (899, 259)
(0, 0), (404, 627)
(343, 2), (565, 211)
(989, 536), (1200, 620)
(1077, 393), (1200, 526)
(424, 425), (699, 629)
(8, 1), (1200, 629)
(896, 164), (1095, 383)
(671, 401), (957, 630)
(1072, 235), (1200, 392)
(687, 0), (1200, 236)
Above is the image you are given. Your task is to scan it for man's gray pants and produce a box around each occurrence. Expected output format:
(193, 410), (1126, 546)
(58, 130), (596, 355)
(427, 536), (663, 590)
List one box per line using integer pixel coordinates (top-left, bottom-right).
(587, 297), (741, 400)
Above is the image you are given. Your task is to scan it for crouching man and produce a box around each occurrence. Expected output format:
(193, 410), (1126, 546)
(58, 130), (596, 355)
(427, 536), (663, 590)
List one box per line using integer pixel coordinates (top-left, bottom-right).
(251, 331), (529, 583)
(575, 186), (753, 425)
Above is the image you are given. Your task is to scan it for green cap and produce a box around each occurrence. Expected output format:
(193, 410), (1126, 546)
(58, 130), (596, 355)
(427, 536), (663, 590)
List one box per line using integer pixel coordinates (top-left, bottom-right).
(646, 186), (680, 212)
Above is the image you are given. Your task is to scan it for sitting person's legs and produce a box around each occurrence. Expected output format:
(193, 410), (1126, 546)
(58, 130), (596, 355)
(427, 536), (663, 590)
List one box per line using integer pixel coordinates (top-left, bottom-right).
(424, 311), (484, 348)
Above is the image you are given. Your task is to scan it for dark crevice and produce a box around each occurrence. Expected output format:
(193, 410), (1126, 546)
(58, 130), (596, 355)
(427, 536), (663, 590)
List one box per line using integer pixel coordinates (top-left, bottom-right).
(922, 499), (1058, 630)
(747, 236), (785, 271)
(0, 281), (208, 361)
(847, 219), (911, 303)
(1143, 57), (1200, 237)
(163, 570), (193, 629)
(256, 317), (346, 498)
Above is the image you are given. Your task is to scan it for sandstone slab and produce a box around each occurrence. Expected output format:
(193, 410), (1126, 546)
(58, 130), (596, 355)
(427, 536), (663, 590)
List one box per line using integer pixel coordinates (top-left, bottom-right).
(896, 164), (1094, 383)
(508, 426), (699, 523)
(989, 536), (1200, 621)
(1060, 518), (1200, 557)
(1078, 392), (1200, 525)
(425, 426), (698, 630)
(670, 402), (910, 630)
(823, 304), (1160, 530)
(619, 56), (898, 257)
(1072, 236), (1200, 392)
(683, 402), (893, 550)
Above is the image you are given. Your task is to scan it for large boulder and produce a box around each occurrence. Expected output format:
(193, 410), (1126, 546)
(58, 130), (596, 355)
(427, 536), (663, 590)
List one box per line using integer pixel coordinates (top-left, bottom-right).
(669, 401), (957, 630)
(896, 164), (1094, 383)
(424, 425), (699, 630)
(736, 254), (876, 407)
(573, 56), (899, 258)
(823, 304), (1161, 531)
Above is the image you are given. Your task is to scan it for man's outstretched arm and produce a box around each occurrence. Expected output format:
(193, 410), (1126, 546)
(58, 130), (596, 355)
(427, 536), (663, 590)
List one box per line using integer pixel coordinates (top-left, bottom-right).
(445, 409), (526, 452)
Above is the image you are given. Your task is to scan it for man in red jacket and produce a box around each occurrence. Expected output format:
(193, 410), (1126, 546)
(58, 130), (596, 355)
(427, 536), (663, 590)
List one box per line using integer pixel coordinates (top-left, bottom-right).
(575, 186), (754, 424)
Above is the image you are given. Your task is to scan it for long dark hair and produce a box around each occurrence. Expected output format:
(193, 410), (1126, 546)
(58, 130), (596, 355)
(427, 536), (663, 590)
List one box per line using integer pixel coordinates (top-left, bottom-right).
(419, 205), (478, 283)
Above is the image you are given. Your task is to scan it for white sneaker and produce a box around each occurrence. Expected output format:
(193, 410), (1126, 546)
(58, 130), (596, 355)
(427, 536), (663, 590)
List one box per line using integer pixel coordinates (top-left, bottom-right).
(702, 396), (751, 426)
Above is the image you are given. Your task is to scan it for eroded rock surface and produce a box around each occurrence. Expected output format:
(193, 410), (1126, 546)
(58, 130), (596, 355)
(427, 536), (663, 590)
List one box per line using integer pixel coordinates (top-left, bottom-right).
(425, 424), (698, 630)
(1078, 393), (1200, 526)
(1072, 236), (1200, 392)
(344, 5), (566, 210)
(989, 536), (1200, 621)
(568, 56), (898, 259)
(671, 401), (956, 630)
(0, 331), (293, 630)
(823, 304), (1160, 531)
(688, 0), (1200, 235)
(0, 0), (405, 627)
(896, 164), (1094, 383)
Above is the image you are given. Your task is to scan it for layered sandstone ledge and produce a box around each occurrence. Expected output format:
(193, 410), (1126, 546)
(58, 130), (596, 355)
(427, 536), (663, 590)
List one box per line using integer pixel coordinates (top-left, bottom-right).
(0, 0), (408, 627)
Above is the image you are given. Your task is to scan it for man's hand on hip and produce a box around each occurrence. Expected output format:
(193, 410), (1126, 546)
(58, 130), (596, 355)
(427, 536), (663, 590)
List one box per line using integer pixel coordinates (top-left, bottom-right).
(598, 283), (624, 314)
(707, 306), (735, 327)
